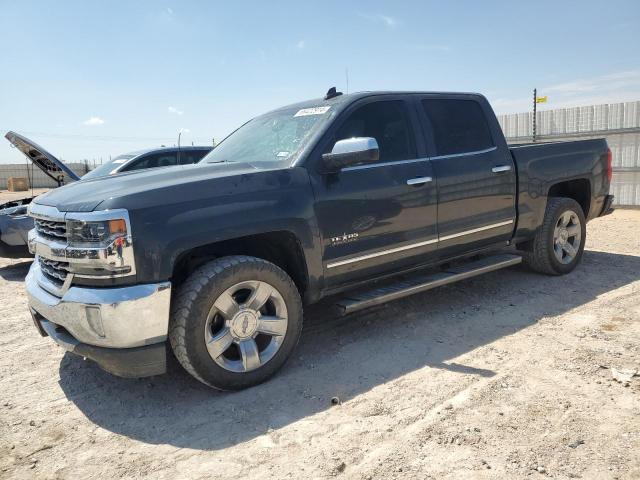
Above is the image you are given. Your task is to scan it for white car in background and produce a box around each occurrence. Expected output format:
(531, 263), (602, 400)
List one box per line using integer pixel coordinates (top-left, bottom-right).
(0, 131), (212, 257)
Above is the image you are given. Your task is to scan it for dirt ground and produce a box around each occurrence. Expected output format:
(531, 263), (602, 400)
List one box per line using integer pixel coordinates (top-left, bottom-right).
(0, 189), (49, 204)
(0, 209), (639, 480)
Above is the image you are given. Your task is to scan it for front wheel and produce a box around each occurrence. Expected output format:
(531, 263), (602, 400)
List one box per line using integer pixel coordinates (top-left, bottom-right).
(169, 256), (303, 390)
(522, 197), (587, 275)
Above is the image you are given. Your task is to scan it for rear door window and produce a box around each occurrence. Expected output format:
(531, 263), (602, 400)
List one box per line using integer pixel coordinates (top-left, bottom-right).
(179, 149), (210, 165)
(421, 99), (494, 156)
(125, 152), (178, 171)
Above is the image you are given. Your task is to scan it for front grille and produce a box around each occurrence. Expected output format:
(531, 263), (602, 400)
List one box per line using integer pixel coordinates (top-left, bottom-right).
(39, 257), (70, 285)
(35, 218), (67, 242)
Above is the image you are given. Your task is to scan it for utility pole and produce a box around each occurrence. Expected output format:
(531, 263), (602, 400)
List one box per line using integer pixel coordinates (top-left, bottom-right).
(345, 67), (349, 94)
(533, 88), (537, 143)
(177, 131), (182, 164)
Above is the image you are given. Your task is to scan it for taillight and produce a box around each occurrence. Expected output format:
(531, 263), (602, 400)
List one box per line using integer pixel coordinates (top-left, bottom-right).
(606, 148), (613, 182)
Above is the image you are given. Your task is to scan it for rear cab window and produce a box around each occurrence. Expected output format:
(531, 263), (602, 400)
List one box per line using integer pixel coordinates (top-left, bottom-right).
(420, 99), (494, 156)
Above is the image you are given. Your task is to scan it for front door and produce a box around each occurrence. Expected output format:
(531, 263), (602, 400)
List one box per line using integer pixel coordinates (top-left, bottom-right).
(309, 97), (438, 288)
(417, 96), (516, 257)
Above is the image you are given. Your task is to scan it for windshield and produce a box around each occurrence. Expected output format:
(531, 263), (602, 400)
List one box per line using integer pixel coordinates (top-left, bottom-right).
(200, 105), (333, 166)
(82, 154), (135, 179)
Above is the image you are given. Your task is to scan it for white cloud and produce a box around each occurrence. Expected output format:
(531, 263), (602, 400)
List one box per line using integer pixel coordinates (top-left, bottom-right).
(359, 13), (398, 28)
(82, 116), (105, 126)
(167, 7), (173, 15)
(490, 70), (640, 114)
(296, 40), (306, 50)
(544, 70), (640, 95)
(378, 14), (397, 27)
(168, 106), (183, 115)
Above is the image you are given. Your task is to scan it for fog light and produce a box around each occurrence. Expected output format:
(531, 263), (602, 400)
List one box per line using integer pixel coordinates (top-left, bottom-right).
(85, 306), (105, 338)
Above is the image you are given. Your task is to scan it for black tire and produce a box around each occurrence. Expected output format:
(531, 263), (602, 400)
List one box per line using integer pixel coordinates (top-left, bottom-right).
(169, 255), (303, 390)
(522, 197), (587, 275)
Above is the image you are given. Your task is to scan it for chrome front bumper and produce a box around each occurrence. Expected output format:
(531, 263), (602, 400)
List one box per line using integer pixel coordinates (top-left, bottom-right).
(26, 261), (171, 349)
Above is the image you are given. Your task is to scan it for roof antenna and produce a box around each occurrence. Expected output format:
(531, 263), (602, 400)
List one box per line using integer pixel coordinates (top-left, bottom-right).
(324, 86), (343, 100)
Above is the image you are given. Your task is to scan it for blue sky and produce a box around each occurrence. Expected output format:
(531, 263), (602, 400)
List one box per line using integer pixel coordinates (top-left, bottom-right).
(1, 0), (639, 164)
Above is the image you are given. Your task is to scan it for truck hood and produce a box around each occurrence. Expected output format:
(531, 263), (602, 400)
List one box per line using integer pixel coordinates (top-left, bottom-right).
(4, 131), (81, 184)
(33, 161), (259, 212)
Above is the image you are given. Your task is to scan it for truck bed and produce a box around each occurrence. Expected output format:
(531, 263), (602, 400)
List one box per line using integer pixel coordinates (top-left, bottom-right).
(508, 138), (611, 242)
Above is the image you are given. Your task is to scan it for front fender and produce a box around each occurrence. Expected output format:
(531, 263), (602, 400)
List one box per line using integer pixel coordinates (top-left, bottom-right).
(125, 167), (324, 299)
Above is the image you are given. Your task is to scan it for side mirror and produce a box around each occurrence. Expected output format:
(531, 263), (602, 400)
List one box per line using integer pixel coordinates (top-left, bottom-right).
(321, 137), (379, 172)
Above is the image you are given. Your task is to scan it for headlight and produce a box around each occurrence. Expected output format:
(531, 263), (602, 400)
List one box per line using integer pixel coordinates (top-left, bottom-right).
(67, 218), (127, 247)
(28, 204), (136, 283)
(63, 210), (135, 278)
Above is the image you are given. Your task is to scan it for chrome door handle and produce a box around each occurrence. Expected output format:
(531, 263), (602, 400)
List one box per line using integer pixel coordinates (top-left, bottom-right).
(406, 176), (432, 186)
(492, 165), (512, 173)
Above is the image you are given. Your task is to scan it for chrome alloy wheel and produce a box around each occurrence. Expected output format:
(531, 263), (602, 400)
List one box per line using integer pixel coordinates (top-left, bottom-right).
(553, 210), (582, 264)
(204, 280), (288, 373)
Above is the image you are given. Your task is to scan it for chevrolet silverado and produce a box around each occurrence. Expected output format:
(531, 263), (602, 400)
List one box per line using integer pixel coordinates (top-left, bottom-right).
(23, 89), (614, 390)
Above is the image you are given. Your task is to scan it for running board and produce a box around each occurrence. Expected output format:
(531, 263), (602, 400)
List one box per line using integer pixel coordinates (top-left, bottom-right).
(335, 254), (522, 315)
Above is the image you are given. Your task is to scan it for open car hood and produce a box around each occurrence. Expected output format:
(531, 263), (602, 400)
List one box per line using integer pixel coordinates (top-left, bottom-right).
(4, 131), (81, 184)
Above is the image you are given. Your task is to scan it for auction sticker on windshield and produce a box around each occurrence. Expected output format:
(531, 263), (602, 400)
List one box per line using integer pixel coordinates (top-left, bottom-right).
(294, 106), (331, 117)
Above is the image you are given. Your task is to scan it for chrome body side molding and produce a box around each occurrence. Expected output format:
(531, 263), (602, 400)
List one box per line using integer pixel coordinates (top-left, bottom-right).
(326, 219), (514, 269)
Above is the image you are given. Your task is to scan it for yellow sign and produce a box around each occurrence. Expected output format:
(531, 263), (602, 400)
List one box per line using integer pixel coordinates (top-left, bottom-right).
(536, 96), (548, 103)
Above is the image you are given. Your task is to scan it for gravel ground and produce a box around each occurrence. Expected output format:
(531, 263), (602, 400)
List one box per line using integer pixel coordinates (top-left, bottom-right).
(0, 210), (639, 479)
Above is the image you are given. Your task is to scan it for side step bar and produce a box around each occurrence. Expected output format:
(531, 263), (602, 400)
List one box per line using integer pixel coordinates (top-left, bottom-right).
(335, 253), (522, 315)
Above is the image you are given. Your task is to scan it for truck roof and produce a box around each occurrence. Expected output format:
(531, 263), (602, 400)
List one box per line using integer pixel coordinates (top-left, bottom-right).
(270, 90), (486, 115)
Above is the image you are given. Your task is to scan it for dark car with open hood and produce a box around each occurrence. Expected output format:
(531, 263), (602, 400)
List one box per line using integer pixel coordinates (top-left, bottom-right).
(0, 131), (211, 257)
(23, 88), (614, 390)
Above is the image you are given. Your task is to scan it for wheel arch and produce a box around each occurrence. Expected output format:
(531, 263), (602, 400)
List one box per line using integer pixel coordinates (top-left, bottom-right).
(171, 230), (310, 297)
(547, 178), (591, 217)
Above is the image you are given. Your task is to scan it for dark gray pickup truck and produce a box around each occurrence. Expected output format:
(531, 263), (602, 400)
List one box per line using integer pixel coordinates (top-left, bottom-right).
(24, 89), (614, 390)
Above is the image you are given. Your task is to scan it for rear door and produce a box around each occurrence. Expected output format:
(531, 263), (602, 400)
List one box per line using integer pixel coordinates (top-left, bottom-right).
(309, 96), (438, 288)
(416, 96), (516, 257)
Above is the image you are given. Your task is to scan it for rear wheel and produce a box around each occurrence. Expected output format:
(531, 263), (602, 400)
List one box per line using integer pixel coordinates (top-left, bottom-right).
(522, 197), (586, 275)
(169, 256), (303, 390)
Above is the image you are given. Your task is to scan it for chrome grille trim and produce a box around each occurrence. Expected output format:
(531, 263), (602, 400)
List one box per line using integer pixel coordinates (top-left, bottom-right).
(39, 257), (70, 283)
(35, 218), (67, 241)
